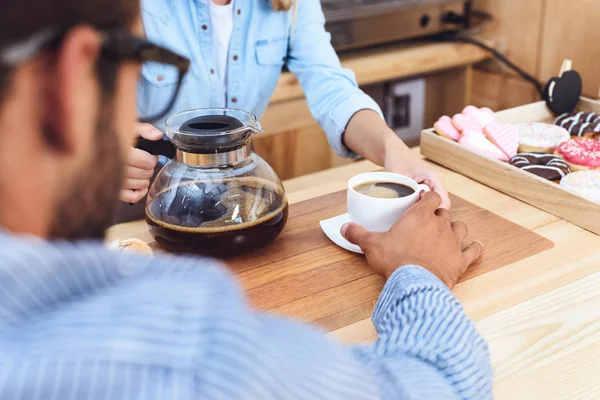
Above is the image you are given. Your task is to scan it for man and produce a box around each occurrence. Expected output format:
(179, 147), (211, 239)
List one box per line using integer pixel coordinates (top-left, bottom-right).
(0, 0), (491, 399)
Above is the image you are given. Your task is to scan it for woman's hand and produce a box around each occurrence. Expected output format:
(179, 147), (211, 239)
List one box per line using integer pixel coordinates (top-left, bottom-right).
(344, 110), (451, 209)
(120, 123), (163, 204)
(383, 135), (451, 209)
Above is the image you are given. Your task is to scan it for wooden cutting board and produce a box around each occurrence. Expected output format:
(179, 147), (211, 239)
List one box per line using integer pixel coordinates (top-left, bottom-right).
(223, 190), (554, 332)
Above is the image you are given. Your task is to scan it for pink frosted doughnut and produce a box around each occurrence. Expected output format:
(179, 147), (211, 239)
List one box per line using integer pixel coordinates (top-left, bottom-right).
(555, 138), (600, 170)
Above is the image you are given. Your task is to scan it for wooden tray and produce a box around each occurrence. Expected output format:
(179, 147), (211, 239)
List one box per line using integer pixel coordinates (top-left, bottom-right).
(223, 190), (554, 332)
(420, 97), (600, 235)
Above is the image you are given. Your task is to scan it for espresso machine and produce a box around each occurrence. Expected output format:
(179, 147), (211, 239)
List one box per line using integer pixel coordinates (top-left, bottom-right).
(322, 0), (472, 51)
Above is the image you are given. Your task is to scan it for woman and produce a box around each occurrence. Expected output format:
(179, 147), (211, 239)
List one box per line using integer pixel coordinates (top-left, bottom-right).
(121, 0), (450, 209)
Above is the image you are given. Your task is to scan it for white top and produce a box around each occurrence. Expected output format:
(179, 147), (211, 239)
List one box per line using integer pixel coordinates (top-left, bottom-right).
(209, 1), (234, 103)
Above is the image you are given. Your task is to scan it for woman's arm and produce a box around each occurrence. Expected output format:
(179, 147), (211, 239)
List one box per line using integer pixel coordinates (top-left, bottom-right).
(344, 110), (451, 208)
(285, 0), (450, 208)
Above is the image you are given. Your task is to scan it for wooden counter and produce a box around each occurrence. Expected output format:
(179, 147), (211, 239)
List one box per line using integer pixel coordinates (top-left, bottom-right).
(109, 152), (600, 399)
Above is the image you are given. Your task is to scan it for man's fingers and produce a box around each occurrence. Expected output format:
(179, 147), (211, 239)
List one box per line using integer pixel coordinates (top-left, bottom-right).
(125, 165), (155, 180)
(119, 188), (148, 204)
(136, 123), (163, 141)
(452, 221), (468, 242)
(462, 241), (483, 266)
(435, 208), (452, 222)
(415, 191), (442, 213)
(123, 178), (151, 191)
(129, 148), (159, 170)
(341, 223), (371, 247)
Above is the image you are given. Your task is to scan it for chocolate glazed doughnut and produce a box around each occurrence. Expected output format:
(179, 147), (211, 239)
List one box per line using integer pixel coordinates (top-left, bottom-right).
(510, 153), (571, 181)
(554, 112), (600, 138)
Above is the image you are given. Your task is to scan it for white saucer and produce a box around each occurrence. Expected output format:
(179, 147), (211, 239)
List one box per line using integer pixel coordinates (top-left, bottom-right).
(319, 213), (363, 254)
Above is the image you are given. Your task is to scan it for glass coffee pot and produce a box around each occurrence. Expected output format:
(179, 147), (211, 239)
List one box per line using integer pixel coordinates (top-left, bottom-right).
(141, 108), (288, 257)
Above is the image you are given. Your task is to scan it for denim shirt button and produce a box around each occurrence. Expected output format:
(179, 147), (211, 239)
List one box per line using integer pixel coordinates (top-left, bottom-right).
(237, 9), (241, 15)
(210, 69), (215, 74)
(233, 55), (238, 61)
(231, 97), (238, 103)
(202, 24), (208, 30)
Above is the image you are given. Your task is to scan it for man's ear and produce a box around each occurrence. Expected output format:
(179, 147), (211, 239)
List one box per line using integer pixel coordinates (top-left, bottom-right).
(43, 25), (102, 154)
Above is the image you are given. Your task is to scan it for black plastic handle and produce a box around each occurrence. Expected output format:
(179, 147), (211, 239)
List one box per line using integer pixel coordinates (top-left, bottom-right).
(136, 137), (176, 159)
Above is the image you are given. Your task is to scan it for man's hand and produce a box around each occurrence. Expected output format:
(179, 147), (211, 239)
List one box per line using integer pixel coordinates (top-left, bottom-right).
(120, 123), (163, 204)
(341, 191), (482, 288)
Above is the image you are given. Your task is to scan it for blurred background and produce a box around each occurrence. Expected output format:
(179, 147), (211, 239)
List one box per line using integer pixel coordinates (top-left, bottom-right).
(254, 0), (599, 180)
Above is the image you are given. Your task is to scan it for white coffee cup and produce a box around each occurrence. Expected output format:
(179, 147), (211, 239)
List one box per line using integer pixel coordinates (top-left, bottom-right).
(347, 172), (430, 232)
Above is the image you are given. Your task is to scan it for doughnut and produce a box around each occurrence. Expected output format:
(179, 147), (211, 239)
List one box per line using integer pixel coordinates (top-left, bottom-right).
(516, 122), (570, 153)
(459, 129), (508, 162)
(555, 138), (600, 171)
(554, 112), (600, 138)
(434, 115), (461, 141)
(483, 123), (519, 158)
(560, 170), (600, 204)
(509, 153), (571, 181)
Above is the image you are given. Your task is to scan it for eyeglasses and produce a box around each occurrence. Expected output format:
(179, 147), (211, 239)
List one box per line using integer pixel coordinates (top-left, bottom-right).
(0, 28), (190, 124)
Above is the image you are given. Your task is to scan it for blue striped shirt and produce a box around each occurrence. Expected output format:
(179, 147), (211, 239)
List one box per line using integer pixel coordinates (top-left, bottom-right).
(0, 232), (493, 399)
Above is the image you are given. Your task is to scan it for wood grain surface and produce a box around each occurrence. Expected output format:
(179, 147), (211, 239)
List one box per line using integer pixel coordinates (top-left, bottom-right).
(108, 156), (600, 399)
(175, 190), (555, 331)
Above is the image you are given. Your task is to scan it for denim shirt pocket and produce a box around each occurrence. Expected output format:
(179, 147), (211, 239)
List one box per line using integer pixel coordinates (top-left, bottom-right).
(255, 38), (288, 66)
(141, 0), (170, 23)
(140, 62), (180, 87)
(254, 38), (288, 100)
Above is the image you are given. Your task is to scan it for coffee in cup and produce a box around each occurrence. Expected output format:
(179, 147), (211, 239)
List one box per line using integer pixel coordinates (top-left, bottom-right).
(347, 172), (430, 232)
(352, 181), (415, 199)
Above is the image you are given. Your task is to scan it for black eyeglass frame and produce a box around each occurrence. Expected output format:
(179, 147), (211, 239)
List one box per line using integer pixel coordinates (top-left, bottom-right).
(0, 28), (191, 124)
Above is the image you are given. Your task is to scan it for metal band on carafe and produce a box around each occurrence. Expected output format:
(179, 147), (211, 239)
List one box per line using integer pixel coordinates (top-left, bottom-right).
(175, 144), (252, 166)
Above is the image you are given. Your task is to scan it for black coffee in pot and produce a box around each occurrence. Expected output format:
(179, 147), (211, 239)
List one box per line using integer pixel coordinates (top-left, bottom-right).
(146, 177), (288, 257)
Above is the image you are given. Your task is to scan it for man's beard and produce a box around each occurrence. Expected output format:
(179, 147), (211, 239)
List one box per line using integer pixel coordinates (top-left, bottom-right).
(48, 98), (125, 241)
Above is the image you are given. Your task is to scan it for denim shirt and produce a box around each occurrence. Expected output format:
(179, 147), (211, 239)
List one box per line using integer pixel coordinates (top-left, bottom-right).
(138, 0), (383, 157)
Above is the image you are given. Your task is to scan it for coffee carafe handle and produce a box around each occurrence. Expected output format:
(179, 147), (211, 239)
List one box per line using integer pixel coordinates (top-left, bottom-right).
(136, 138), (176, 159)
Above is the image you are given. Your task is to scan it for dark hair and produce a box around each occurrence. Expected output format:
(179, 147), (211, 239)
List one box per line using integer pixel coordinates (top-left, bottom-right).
(0, 0), (139, 100)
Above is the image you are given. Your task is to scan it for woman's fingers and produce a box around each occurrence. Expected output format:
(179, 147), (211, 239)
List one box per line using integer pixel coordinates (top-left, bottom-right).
(119, 188), (148, 204)
(125, 165), (155, 180)
(135, 123), (163, 140)
(123, 178), (151, 191)
(128, 148), (158, 170)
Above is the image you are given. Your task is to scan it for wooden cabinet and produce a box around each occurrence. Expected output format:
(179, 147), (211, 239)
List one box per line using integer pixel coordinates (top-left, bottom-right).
(538, 0), (600, 98)
(472, 0), (600, 109)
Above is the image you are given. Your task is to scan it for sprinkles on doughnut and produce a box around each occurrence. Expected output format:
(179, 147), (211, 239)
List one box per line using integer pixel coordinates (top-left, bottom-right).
(560, 170), (600, 204)
(555, 139), (600, 171)
(516, 122), (570, 154)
